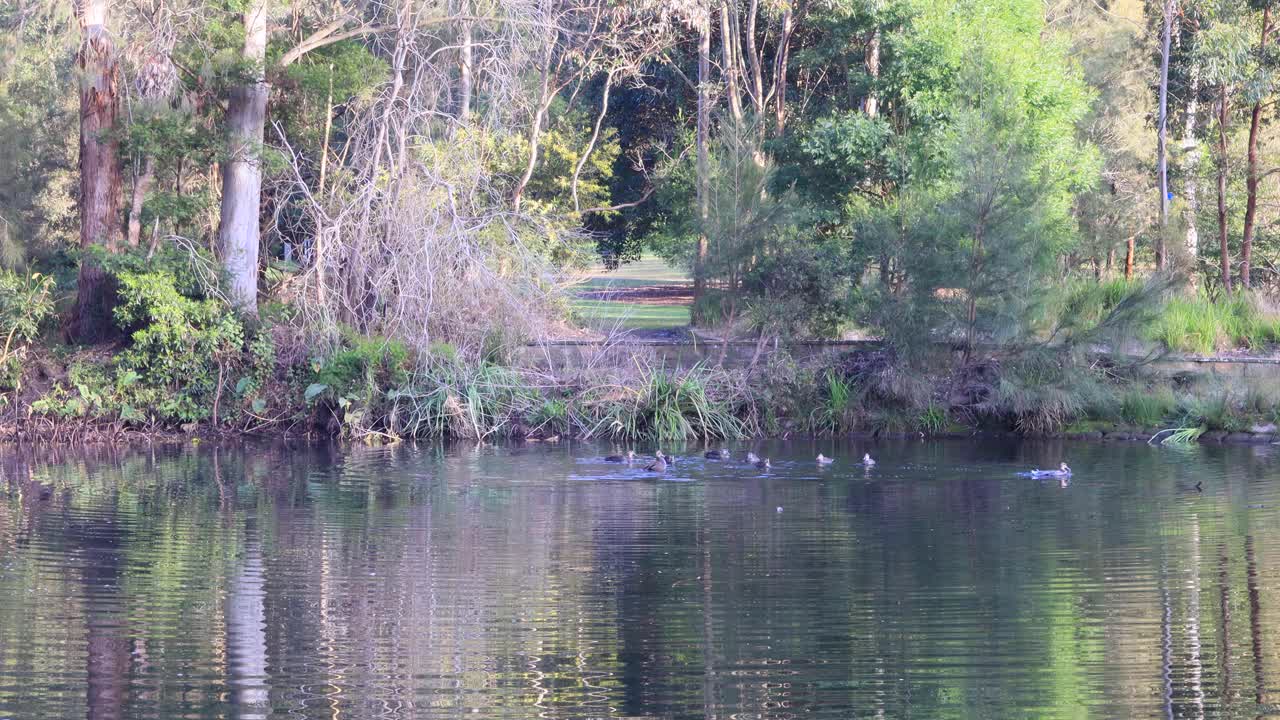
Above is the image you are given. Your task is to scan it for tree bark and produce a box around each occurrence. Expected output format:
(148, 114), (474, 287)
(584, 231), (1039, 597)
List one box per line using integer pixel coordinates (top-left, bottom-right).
(458, 0), (473, 120)
(1182, 67), (1200, 258)
(1241, 4), (1272, 290)
(217, 0), (270, 314)
(863, 28), (881, 119)
(772, 5), (794, 134)
(1125, 235), (1136, 280)
(719, 2), (744, 125)
(125, 155), (155, 248)
(73, 0), (122, 342)
(1218, 86), (1233, 296)
(742, 0), (765, 118)
(695, 5), (711, 299)
(1155, 0), (1173, 270)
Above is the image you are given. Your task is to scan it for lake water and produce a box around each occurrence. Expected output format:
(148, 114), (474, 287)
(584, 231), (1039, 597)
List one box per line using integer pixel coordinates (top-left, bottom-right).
(0, 439), (1278, 719)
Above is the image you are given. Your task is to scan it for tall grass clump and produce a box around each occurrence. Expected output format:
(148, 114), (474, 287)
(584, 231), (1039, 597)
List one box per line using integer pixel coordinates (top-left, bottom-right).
(810, 371), (857, 433)
(579, 364), (747, 442)
(1119, 386), (1177, 427)
(1175, 388), (1245, 432)
(1036, 277), (1142, 338)
(984, 355), (1108, 433)
(1148, 293), (1280, 355)
(389, 357), (542, 440)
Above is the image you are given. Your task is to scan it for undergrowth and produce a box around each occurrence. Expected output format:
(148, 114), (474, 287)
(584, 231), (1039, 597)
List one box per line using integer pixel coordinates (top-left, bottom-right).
(1146, 293), (1280, 355)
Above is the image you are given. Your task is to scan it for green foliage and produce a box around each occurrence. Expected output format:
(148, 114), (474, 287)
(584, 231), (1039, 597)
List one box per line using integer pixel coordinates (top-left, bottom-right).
(811, 371), (857, 433)
(0, 270), (54, 389)
(1119, 386), (1177, 427)
(1147, 293), (1280, 354)
(307, 334), (411, 435)
(30, 261), (275, 426)
(1175, 390), (1245, 432)
(387, 359), (541, 440)
(1157, 426), (1206, 446)
(113, 270), (246, 422)
(581, 365), (746, 442)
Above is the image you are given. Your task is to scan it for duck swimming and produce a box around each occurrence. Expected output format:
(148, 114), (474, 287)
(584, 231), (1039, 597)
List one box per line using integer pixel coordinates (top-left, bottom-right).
(705, 449), (731, 459)
(605, 450), (635, 463)
(1028, 462), (1072, 479)
(861, 453), (876, 467)
(746, 452), (761, 464)
(754, 457), (771, 470)
(817, 454), (835, 465)
(645, 452), (668, 472)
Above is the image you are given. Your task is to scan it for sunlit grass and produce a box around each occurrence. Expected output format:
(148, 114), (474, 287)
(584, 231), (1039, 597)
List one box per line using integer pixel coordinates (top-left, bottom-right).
(1147, 293), (1280, 355)
(571, 299), (690, 330)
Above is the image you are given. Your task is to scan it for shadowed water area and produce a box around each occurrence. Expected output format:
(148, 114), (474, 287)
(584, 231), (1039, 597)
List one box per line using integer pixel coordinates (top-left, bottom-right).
(0, 439), (1279, 718)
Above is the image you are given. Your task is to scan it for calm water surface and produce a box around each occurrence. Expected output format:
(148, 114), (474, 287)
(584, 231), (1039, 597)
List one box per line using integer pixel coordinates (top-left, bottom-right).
(1, 439), (1279, 719)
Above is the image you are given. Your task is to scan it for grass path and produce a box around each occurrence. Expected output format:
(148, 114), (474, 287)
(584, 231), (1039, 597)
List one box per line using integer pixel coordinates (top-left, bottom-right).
(569, 256), (693, 332)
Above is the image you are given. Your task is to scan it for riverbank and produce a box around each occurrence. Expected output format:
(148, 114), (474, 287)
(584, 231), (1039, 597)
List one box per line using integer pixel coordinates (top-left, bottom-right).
(8, 333), (1280, 447)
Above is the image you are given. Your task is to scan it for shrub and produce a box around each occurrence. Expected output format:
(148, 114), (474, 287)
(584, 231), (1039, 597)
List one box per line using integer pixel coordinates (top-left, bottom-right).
(113, 270), (246, 422)
(306, 333), (412, 436)
(579, 365), (746, 442)
(0, 271), (54, 389)
(1119, 386), (1176, 427)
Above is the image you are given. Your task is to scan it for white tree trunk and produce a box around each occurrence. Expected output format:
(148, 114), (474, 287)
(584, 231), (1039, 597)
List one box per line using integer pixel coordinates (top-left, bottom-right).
(1183, 68), (1200, 257)
(218, 0), (270, 314)
(1155, 0), (1173, 269)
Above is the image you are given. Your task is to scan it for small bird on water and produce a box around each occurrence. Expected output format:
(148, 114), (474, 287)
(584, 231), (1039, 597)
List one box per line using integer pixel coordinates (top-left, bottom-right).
(1028, 462), (1071, 479)
(747, 452), (761, 464)
(705, 449), (731, 459)
(817, 454), (835, 465)
(862, 453), (876, 467)
(755, 457), (771, 470)
(645, 452), (668, 472)
(605, 450), (635, 463)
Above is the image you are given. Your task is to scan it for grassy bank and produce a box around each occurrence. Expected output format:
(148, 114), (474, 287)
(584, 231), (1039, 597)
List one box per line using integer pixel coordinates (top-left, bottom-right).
(6, 258), (1280, 445)
(10, 325), (1280, 446)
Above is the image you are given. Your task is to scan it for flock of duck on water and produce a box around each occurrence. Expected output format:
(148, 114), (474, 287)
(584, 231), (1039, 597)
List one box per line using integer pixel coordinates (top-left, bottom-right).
(603, 449), (1074, 479)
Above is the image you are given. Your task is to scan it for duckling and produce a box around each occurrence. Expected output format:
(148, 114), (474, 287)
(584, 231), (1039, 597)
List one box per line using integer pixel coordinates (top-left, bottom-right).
(705, 449), (731, 460)
(645, 452), (668, 472)
(817, 454), (835, 465)
(605, 450), (635, 463)
(1028, 462), (1072, 479)
(746, 452), (761, 464)
(861, 453), (876, 467)
(754, 457), (771, 470)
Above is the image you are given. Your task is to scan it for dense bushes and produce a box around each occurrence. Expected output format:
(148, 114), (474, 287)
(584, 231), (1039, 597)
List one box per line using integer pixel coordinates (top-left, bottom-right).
(0, 271), (54, 390)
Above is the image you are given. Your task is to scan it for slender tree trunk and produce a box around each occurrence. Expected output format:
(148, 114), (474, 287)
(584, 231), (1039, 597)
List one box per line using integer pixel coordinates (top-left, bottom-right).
(770, 0), (807, 135)
(1241, 4), (1272, 290)
(458, 0), (473, 120)
(318, 64), (334, 194)
(719, 2), (744, 125)
(1183, 67), (1200, 258)
(217, 0), (270, 314)
(695, 6), (711, 299)
(1155, 0), (1173, 270)
(72, 0), (122, 342)
(125, 155), (155, 248)
(1125, 235), (1136, 280)
(772, 5), (793, 134)
(742, 0), (765, 118)
(1218, 86), (1233, 296)
(512, 32), (554, 213)
(571, 69), (615, 213)
(863, 28), (881, 119)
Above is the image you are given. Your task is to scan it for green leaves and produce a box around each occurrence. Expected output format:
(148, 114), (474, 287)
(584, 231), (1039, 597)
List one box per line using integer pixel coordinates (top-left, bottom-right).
(304, 383), (329, 403)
